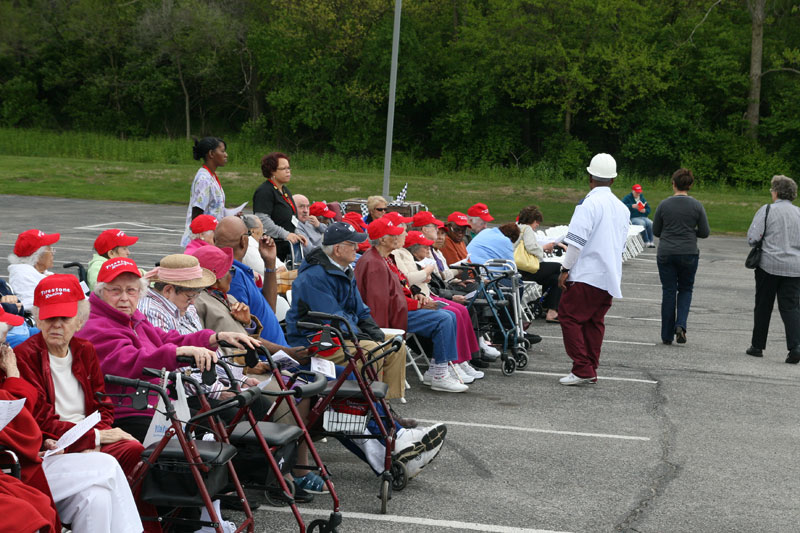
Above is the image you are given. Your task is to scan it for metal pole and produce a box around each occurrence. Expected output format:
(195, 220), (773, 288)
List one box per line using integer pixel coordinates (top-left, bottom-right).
(382, 0), (402, 199)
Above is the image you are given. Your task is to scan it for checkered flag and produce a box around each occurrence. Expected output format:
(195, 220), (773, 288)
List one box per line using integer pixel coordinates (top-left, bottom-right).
(390, 183), (408, 205)
(360, 203), (369, 217)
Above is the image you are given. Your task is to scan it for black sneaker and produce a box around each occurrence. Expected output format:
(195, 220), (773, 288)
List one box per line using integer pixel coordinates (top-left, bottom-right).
(746, 346), (763, 357)
(675, 326), (687, 344)
(525, 332), (542, 344)
(785, 349), (800, 364)
(470, 358), (490, 368)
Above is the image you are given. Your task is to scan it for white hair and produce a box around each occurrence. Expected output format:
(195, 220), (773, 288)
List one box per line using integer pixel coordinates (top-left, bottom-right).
(321, 244), (336, 256)
(94, 276), (149, 297)
(7, 246), (48, 266)
(468, 216), (486, 227)
(190, 230), (215, 241)
(31, 299), (91, 329)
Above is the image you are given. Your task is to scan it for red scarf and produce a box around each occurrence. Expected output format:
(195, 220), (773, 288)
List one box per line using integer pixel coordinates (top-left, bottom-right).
(203, 165), (222, 189)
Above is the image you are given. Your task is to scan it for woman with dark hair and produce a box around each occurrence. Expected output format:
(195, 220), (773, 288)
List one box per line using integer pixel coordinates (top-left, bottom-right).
(253, 152), (308, 262)
(746, 175), (800, 362)
(653, 168), (710, 345)
(516, 205), (565, 323)
(180, 136), (230, 247)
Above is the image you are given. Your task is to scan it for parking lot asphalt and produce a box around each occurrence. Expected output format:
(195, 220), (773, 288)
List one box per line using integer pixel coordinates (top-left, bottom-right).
(2, 194), (798, 533)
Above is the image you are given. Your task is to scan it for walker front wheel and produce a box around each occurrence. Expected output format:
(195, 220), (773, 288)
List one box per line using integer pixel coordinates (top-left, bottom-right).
(514, 348), (529, 370)
(501, 357), (516, 376)
(391, 459), (408, 491)
(379, 478), (391, 514)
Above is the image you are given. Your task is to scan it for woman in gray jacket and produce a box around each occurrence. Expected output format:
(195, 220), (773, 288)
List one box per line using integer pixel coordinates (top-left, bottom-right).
(746, 175), (800, 363)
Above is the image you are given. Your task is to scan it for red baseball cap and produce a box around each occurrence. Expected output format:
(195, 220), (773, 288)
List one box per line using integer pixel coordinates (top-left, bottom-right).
(13, 229), (60, 257)
(97, 257), (142, 283)
(467, 203), (494, 221)
(33, 274), (85, 320)
(0, 308), (24, 327)
(309, 201), (336, 218)
(342, 212), (367, 232)
(412, 211), (444, 228)
(189, 215), (219, 234)
(632, 184), (643, 193)
(94, 229), (139, 256)
(447, 212), (470, 226)
(367, 218), (405, 240)
(383, 211), (413, 225)
(404, 231), (434, 248)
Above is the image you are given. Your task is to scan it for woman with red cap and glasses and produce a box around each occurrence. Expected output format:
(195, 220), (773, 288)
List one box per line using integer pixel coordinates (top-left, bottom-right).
(11, 274), (145, 533)
(77, 257), (259, 442)
(7, 229), (60, 309)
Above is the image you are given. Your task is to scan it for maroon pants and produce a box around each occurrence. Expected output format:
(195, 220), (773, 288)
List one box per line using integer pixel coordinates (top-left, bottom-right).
(558, 282), (613, 379)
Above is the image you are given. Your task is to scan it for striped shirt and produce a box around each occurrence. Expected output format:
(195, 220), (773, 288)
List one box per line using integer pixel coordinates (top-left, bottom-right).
(747, 199), (800, 277)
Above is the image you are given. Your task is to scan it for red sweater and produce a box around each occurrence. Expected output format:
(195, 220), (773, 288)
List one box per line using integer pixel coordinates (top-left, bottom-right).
(15, 333), (115, 452)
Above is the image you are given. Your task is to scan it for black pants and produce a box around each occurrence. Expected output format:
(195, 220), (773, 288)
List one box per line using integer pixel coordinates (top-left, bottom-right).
(751, 267), (800, 351)
(520, 261), (562, 310)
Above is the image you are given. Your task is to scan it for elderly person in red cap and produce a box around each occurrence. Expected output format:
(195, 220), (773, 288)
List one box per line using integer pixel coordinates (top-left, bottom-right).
(466, 202), (493, 243)
(7, 229), (60, 309)
(87, 228), (141, 290)
(14, 274), (158, 532)
(355, 217), (468, 392)
(622, 184), (655, 247)
(183, 214), (218, 254)
(440, 212), (471, 266)
(78, 257), (259, 442)
(342, 211), (371, 254)
(394, 231), (484, 382)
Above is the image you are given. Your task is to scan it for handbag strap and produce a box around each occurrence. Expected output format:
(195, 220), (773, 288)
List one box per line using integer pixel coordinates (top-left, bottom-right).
(757, 204), (771, 246)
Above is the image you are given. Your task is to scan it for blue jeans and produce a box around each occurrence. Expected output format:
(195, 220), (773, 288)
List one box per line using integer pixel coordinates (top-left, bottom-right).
(406, 308), (458, 364)
(631, 216), (654, 243)
(657, 254), (699, 342)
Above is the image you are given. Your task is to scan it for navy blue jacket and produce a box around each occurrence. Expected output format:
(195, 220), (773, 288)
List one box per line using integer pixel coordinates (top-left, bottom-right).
(286, 248), (383, 346)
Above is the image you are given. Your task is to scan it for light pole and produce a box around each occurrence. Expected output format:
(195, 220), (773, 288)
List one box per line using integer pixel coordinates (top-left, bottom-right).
(382, 0), (402, 199)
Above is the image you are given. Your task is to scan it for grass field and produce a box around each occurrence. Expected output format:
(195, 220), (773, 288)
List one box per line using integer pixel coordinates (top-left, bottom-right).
(0, 153), (767, 234)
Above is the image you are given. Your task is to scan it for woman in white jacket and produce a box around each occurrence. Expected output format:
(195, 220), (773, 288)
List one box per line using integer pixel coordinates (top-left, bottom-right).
(516, 206), (564, 323)
(7, 229), (59, 309)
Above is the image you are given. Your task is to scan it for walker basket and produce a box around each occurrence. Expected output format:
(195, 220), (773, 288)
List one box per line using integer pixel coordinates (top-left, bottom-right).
(140, 440), (237, 507)
(322, 398), (371, 434)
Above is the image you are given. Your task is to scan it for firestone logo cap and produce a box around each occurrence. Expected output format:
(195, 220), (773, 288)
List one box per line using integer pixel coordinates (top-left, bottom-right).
(13, 229), (60, 257)
(467, 203), (494, 222)
(33, 274), (85, 320)
(94, 229), (139, 256)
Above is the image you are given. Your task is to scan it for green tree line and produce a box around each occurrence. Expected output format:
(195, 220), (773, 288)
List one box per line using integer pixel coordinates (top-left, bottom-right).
(1, 0), (798, 184)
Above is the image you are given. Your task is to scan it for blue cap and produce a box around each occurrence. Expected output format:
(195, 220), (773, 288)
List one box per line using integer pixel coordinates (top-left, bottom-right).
(322, 222), (368, 245)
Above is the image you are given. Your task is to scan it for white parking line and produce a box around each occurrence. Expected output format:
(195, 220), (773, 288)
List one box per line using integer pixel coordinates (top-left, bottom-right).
(415, 419), (650, 441)
(259, 506), (573, 533)
(538, 335), (655, 346)
(491, 368), (658, 384)
(606, 315), (661, 322)
(614, 297), (661, 303)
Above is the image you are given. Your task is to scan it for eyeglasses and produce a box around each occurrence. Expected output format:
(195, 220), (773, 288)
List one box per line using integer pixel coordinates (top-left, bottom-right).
(103, 286), (140, 297)
(337, 241), (359, 250)
(178, 288), (203, 301)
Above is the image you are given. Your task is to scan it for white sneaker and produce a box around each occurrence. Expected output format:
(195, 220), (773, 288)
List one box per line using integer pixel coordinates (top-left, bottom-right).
(393, 423), (447, 479)
(449, 364), (474, 384)
(431, 373), (469, 393)
(460, 361), (484, 380)
(422, 368), (434, 386)
(558, 372), (594, 386)
(479, 337), (501, 357)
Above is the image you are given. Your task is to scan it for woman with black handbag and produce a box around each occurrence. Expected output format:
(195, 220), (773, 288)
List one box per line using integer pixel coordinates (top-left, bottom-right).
(746, 175), (800, 362)
(653, 168), (710, 345)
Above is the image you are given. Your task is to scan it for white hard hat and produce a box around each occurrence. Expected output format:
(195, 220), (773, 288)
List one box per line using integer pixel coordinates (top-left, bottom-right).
(586, 153), (617, 180)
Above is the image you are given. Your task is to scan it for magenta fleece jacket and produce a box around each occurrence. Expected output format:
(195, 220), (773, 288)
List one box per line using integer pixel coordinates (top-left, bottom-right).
(78, 292), (214, 420)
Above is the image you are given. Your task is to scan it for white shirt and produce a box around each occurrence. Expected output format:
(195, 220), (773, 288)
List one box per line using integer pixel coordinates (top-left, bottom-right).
(49, 350), (86, 424)
(563, 186), (630, 298)
(242, 236), (285, 279)
(8, 263), (52, 309)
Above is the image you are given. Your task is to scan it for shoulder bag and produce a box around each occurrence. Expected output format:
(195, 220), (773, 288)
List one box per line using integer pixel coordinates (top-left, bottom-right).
(514, 240), (540, 274)
(745, 204), (770, 269)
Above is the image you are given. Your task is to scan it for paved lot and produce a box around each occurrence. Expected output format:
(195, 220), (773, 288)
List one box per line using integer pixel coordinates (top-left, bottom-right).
(2, 194), (799, 532)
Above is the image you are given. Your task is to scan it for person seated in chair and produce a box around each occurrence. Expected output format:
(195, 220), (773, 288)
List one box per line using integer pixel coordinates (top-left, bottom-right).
(293, 194), (331, 255)
(87, 228), (142, 290)
(8, 229), (59, 309)
(183, 214), (218, 254)
(355, 217), (468, 393)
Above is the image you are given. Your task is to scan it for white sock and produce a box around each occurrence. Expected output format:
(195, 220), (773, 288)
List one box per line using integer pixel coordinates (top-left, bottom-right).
(433, 363), (449, 378)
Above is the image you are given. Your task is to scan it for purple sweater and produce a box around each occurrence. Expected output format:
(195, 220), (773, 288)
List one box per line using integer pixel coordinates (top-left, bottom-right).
(78, 293), (214, 420)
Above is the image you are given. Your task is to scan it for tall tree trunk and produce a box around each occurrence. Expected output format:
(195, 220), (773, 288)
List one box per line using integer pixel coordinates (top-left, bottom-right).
(177, 59), (191, 140)
(745, 0), (765, 139)
(564, 109), (572, 134)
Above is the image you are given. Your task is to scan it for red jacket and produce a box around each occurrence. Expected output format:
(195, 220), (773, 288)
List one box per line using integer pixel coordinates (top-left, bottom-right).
(354, 247), (413, 331)
(15, 333), (114, 453)
(0, 377), (60, 532)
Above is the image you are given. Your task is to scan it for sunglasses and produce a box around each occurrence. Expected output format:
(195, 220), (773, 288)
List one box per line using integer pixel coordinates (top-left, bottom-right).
(374, 207), (387, 212)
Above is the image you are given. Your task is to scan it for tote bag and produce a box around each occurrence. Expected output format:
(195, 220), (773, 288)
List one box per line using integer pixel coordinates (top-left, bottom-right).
(143, 370), (191, 447)
(514, 240), (540, 274)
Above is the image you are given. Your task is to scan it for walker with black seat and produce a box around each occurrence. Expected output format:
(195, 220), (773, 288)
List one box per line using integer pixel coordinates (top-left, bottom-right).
(292, 311), (408, 514)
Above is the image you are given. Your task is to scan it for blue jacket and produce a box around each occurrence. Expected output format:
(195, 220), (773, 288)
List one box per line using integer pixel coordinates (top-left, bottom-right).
(466, 227), (514, 265)
(228, 260), (287, 345)
(286, 247), (384, 346)
(621, 192), (651, 220)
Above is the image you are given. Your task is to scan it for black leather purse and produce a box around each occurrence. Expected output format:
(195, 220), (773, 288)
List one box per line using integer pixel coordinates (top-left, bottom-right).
(745, 204), (770, 269)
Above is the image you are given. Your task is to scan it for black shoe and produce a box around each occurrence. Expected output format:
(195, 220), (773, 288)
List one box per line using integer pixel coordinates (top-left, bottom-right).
(470, 358), (490, 368)
(525, 333), (542, 344)
(675, 326), (686, 344)
(785, 349), (800, 364)
(746, 346), (763, 357)
(662, 340), (672, 345)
